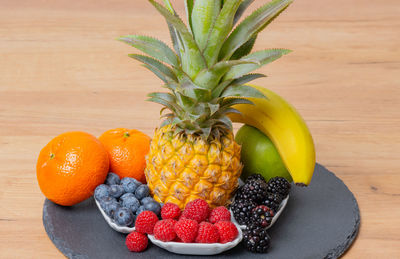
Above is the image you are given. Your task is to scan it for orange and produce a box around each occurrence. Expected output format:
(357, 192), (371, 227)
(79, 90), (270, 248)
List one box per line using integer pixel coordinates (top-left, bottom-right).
(99, 128), (151, 183)
(36, 131), (109, 206)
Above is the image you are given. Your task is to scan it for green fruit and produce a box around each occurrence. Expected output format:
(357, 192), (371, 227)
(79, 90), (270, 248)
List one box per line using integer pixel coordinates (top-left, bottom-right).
(236, 125), (292, 183)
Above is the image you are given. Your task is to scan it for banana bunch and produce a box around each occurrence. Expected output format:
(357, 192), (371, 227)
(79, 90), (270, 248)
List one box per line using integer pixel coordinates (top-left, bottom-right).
(228, 85), (316, 186)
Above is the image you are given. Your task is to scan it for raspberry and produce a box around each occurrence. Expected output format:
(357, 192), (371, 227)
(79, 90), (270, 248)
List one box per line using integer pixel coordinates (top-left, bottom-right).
(214, 221), (238, 243)
(182, 199), (210, 223)
(153, 219), (177, 242)
(195, 222), (219, 243)
(178, 215), (188, 221)
(125, 231), (148, 252)
(208, 206), (231, 224)
(174, 218), (199, 243)
(161, 203), (181, 220)
(135, 211), (159, 234)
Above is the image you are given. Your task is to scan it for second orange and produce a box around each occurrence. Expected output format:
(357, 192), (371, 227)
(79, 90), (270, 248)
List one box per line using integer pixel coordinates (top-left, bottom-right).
(99, 128), (151, 183)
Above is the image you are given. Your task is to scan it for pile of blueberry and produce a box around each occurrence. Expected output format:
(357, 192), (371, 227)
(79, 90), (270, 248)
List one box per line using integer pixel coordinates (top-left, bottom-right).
(94, 172), (161, 227)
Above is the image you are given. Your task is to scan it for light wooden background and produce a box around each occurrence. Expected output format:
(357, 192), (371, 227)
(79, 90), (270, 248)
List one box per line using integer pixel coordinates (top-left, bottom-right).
(0, 0), (399, 258)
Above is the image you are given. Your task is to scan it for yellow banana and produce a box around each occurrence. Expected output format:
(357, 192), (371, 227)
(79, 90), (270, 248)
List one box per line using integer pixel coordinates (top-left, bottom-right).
(228, 85), (316, 186)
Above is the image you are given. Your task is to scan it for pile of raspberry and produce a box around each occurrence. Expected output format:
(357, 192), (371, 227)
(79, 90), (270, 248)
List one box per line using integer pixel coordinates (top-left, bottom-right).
(125, 199), (239, 252)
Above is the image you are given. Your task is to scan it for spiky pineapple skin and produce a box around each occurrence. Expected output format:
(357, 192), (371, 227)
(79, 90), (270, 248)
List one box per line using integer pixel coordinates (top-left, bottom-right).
(145, 125), (243, 209)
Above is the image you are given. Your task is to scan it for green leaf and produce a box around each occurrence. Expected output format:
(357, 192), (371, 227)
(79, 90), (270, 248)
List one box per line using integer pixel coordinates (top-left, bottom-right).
(162, 0), (181, 57)
(230, 35), (257, 60)
(194, 59), (257, 89)
(185, 0), (195, 33)
(221, 85), (267, 99)
(148, 0), (206, 77)
(222, 107), (242, 115)
(172, 117), (185, 126)
(129, 54), (178, 82)
(200, 127), (212, 138)
(230, 73), (266, 86)
(178, 72), (212, 101)
(224, 49), (291, 80)
(175, 91), (196, 109)
(218, 116), (233, 130)
(208, 103), (220, 116)
(160, 118), (172, 128)
(191, 0), (221, 50)
(211, 80), (233, 99)
(162, 81), (179, 91)
(212, 107), (241, 118)
(147, 96), (181, 114)
(163, 0), (174, 12)
(202, 0), (243, 67)
(221, 97), (254, 107)
(119, 35), (178, 67)
(142, 64), (168, 83)
(234, 0), (255, 24)
(161, 113), (174, 119)
(173, 127), (185, 136)
(189, 112), (208, 124)
(220, 0), (293, 60)
(167, 24), (181, 59)
(148, 92), (176, 103)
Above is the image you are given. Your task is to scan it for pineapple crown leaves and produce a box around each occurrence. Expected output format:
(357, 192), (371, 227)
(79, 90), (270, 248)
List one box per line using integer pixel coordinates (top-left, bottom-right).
(118, 0), (293, 139)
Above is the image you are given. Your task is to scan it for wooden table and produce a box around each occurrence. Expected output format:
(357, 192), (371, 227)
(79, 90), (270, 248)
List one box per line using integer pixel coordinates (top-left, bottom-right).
(1, 0), (399, 258)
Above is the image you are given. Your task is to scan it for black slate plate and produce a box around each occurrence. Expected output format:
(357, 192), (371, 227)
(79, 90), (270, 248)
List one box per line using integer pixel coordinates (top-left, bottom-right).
(43, 164), (360, 259)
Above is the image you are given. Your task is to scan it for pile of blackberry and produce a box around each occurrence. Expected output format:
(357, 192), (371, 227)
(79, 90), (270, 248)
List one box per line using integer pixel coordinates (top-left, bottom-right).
(242, 223), (271, 253)
(230, 174), (291, 253)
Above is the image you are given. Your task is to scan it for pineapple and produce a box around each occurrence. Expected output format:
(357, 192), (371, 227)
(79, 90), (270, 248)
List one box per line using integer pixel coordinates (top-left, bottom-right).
(119, 0), (292, 208)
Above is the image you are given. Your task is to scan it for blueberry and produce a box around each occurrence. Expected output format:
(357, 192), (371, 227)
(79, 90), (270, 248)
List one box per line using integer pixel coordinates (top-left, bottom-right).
(122, 195), (140, 214)
(121, 177), (141, 193)
(136, 205), (146, 216)
(94, 184), (110, 200)
(98, 196), (117, 210)
(141, 197), (155, 205)
(109, 185), (125, 198)
(115, 207), (134, 227)
(135, 185), (150, 200)
(104, 201), (121, 219)
(120, 192), (135, 201)
(144, 201), (161, 215)
(105, 172), (120, 185)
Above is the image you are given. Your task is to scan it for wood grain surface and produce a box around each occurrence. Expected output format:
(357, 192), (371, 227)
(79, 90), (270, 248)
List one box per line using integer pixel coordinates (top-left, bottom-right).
(0, 0), (399, 258)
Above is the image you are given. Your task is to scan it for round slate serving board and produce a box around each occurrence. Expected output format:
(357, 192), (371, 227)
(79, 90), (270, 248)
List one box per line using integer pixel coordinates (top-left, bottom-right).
(43, 164), (360, 259)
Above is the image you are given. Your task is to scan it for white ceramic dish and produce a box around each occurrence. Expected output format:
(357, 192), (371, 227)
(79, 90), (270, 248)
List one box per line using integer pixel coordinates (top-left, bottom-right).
(230, 195), (289, 230)
(95, 199), (135, 234)
(148, 222), (243, 255)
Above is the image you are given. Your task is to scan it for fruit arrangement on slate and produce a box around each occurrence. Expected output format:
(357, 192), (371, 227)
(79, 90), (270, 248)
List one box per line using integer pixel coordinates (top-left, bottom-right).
(36, 0), (318, 256)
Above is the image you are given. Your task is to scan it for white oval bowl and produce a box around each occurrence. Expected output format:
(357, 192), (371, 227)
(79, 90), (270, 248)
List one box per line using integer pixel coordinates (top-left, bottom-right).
(95, 198), (135, 234)
(148, 222), (243, 255)
(230, 195), (289, 230)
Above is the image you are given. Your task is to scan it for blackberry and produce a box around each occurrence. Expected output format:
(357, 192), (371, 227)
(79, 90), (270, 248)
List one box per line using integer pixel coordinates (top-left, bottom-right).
(242, 223), (271, 253)
(240, 179), (268, 203)
(245, 174), (266, 184)
(230, 199), (257, 225)
(262, 192), (283, 213)
(267, 177), (291, 197)
(250, 205), (274, 228)
(234, 186), (252, 201)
